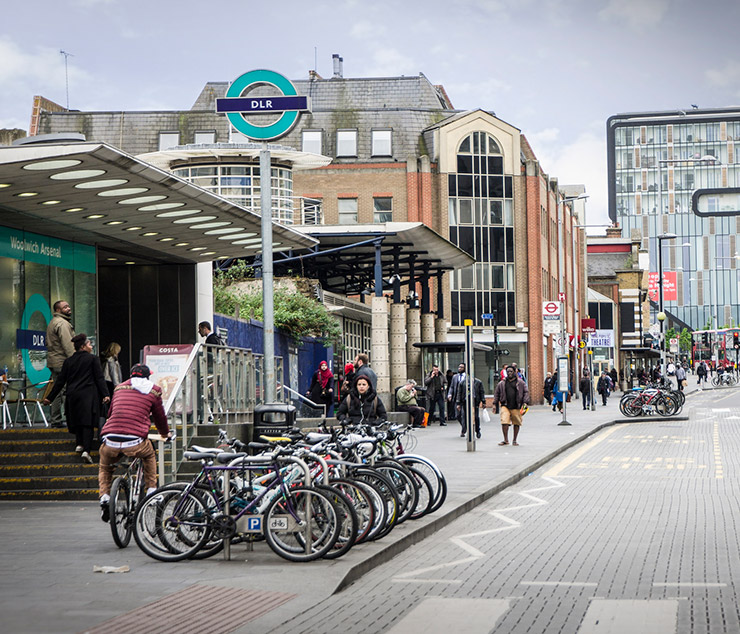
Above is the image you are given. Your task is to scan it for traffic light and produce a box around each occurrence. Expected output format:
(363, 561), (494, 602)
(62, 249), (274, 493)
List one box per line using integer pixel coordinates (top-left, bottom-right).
(734, 332), (740, 350)
(703, 333), (709, 346)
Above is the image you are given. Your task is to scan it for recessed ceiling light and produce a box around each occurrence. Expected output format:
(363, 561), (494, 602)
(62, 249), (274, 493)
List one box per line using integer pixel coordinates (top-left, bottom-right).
(98, 187), (149, 197)
(231, 238), (262, 245)
(156, 209), (202, 218)
(189, 247), (207, 251)
(50, 169), (106, 180)
(157, 237), (175, 242)
(188, 221), (231, 229)
(203, 252), (217, 256)
(107, 257), (118, 261)
(85, 214), (106, 219)
(125, 261), (136, 265)
(219, 232), (258, 240)
(23, 159), (82, 171)
(216, 255), (229, 259)
(173, 215), (216, 224)
(16, 192), (39, 197)
(63, 207), (84, 213)
(75, 179), (129, 189)
(205, 227), (245, 235)
(138, 202), (185, 212)
(141, 232), (159, 237)
(41, 200), (62, 205)
(174, 242), (190, 247)
(0, 183), (12, 188)
(105, 220), (126, 226)
(125, 226), (143, 231)
(118, 195), (167, 205)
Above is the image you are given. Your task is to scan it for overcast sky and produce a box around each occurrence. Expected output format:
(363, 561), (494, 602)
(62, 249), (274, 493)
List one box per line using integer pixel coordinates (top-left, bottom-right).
(2, 0), (739, 229)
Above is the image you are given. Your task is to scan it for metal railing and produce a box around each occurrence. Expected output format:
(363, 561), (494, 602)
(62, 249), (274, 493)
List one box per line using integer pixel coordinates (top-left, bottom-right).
(158, 343), (284, 484)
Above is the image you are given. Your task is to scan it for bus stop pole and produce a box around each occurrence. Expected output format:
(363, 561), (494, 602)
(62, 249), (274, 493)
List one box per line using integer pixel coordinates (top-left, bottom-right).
(464, 319), (476, 451)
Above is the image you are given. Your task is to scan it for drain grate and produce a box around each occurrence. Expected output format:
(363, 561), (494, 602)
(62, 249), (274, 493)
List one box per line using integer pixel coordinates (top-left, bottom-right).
(83, 584), (296, 634)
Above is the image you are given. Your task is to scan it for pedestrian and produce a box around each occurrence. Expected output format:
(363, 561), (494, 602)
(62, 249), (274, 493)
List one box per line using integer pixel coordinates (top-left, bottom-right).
(579, 371), (592, 410)
(597, 371), (610, 406)
(451, 372), (485, 438)
(396, 379), (426, 428)
(493, 365), (530, 446)
(551, 371), (561, 411)
(424, 364), (447, 426)
(445, 369), (456, 420)
(306, 360), (335, 417)
(340, 362), (355, 400)
(198, 321), (223, 345)
(336, 375), (387, 425)
(609, 367), (619, 391)
(543, 371), (554, 405)
(43, 333), (110, 463)
(101, 342), (123, 396)
(447, 363), (467, 427)
(696, 360), (707, 388)
(354, 353), (377, 391)
(46, 299), (75, 428)
(97, 364), (171, 523)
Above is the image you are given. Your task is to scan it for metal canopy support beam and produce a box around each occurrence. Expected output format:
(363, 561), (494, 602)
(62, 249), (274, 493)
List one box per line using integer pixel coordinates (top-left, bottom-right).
(374, 241), (383, 297)
(393, 248), (402, 304)
(421, 264), (431, 313)
(436, 270), (445, 319)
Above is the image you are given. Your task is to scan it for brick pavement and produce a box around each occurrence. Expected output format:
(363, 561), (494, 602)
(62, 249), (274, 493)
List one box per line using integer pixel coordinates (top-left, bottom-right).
(0, 385), (701, 634)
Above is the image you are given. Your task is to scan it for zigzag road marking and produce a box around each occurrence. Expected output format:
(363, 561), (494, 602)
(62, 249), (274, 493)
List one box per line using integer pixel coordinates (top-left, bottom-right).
(392, 476), (566, 582)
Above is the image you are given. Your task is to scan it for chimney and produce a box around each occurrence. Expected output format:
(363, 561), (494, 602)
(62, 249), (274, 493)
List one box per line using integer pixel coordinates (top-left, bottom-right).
(606, 225), (622, 239)
(332, 53), (343, 78)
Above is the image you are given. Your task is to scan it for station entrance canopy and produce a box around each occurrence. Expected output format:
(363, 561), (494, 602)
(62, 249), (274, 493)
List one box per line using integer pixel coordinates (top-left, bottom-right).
(0, 141), (317, 264)
(274, 223), (475, 296)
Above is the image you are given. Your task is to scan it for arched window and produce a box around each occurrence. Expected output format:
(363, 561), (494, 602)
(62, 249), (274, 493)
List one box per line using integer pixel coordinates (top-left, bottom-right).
(457, 131), (501, 156)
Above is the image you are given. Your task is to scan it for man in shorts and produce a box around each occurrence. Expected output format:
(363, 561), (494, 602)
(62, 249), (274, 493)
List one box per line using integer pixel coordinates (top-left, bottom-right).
(492, 365), (530, 446)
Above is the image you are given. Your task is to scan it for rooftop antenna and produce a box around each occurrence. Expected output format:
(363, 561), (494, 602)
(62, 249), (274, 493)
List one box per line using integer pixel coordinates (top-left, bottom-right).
(60, 50), (74, 109)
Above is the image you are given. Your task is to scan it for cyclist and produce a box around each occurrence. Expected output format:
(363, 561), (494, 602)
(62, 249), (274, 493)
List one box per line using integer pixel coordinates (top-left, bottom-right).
(98, 364), (171, 522)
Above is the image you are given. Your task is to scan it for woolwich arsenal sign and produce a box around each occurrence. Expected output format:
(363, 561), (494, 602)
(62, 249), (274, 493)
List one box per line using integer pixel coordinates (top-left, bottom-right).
(216, 69), (311, 141)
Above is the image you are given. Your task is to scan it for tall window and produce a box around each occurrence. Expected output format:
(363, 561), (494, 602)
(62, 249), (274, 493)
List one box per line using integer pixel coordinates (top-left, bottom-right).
(371, 130), (392, 157)
(448, 131), (515, 327)
(338, 198), (358, 224)
(337, 130), (357, 157)
(158, 132), (179, 151)
(373, 197), (392, 223)
(302, 130), (322, 154)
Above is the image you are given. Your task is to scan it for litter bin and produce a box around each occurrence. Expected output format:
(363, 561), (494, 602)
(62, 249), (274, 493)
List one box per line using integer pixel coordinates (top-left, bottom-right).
(254, 403), (296, 439)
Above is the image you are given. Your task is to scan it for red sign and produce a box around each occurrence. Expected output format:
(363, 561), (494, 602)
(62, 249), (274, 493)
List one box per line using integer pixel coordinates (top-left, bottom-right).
(648, 272), (677, 302)
(581, 318), (596, 334)
(543, 302), (560, 315)
(558, 292), (566, 302)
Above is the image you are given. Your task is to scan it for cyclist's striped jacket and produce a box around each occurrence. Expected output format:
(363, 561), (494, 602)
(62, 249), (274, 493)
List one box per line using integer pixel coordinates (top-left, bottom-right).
(102, 379), (169, 439)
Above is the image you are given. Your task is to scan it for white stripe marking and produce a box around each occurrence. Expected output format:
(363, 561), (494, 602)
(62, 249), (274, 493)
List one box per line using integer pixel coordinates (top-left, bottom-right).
(653, 582), (727, 587)
(520, 581), (598, 587)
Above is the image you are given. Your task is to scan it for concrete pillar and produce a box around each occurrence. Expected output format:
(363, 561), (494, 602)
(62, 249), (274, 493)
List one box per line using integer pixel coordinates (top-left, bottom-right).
(406, 307), (422, 382)
(421, 312), (435, 343)
(390, 303), (407, 391)
(196, 261), (214, 333)
(372, 295), (390, 395)
(435, 317), (448, 343)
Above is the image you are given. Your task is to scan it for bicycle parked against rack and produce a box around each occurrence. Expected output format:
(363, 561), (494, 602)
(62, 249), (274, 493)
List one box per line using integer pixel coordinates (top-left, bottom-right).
(712, 370), (738, 388)
(619, 383), (682, 417)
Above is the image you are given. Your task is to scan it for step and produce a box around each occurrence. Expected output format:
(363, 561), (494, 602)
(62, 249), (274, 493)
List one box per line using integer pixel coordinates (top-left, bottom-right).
(0, 488), (99, 501)
(0, 427), (73, 440)
(0, 463), (99, 477)
(0, 439), (85, 453)
(0, 475), (99, 491)
(0, 451), (99, 465)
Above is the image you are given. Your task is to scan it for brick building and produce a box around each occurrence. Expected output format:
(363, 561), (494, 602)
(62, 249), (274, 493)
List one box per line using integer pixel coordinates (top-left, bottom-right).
(31, 60), (588, 400)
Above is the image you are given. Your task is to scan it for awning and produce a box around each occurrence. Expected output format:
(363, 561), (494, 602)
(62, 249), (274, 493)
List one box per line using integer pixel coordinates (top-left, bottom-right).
(275, 222), (475, 295)
(0, 141), (318, 265)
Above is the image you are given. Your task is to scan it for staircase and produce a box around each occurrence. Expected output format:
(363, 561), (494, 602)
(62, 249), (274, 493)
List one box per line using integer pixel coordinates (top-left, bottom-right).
(0, 427), (99, 500)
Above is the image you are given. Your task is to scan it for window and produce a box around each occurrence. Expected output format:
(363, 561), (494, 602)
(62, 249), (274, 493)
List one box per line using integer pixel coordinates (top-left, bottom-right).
(302, 130), (322, 154)
(337, 130), (357, 157)
(302, 198), (322, 225)
(373, 197), (392, 223)
(158, 132), (179, 151)
(194, 131), (215, 145)
(371, 130), (392, 156)
(338, 198), (357, 224)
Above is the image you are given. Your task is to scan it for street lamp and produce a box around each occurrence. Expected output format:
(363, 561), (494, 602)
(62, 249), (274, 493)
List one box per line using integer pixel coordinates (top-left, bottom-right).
(656, 232), (677, 379)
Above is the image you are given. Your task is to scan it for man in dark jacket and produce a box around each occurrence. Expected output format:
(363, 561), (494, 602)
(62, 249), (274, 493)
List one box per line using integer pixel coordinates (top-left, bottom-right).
(424, 364), (447, 426)
(452, 371), (486, 439)
(198, 321), (222, 345)
(336, 375), (387, 424)
(354, 353), (377, 391)
(493, 366), (530, 446)
(97, 364), (171, 522)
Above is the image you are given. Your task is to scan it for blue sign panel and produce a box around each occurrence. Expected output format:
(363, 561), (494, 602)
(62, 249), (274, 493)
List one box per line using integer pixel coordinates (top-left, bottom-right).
(16, 329), (47, 351)
(216, 95), (310, 114)
(481, 313), (494, 320)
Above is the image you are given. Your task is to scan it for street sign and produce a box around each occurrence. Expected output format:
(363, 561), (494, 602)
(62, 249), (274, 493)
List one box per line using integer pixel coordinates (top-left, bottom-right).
(558, 292), (566, 302)
(543, 320), (561, 335)
(557, 357), (569, 392)
(579, 340), (587, 349)
(581, 318), (596, 335)
(543, 301), (562, 319)
(500, 349), (510, 356)
(481, 329), (493, 334)
(481, 313), (494, 320)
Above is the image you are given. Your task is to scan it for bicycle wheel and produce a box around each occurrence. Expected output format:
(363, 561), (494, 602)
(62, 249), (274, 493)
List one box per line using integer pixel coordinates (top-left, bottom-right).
(110, 476), (133, 548)
(712, 375), (720, 387)
(133, 489), (211, 562)
(264, 486), (340, 562)
(653, 394), (675, 417)
(329, 478), (375, 544)
(312, 484), (358, 559)
(620, 395), (641, 417)
(375, 460), (419, 525)
(406, 465), (434, 519)
(352, 468), (399, 541)
(397, 455), (447, 514)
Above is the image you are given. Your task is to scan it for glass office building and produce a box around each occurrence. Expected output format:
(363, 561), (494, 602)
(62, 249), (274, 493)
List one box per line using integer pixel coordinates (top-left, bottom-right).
(607, 108), (740, 330)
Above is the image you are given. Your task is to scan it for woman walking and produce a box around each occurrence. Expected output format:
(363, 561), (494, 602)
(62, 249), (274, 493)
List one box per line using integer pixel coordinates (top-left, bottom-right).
(101, 342), (123, 396)
(44, 334), (109, 463)
(307, 360), (335, 417)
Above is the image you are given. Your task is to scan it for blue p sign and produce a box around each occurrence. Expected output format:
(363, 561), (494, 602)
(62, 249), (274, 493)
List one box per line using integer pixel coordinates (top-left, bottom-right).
(248, 516), (262, 532)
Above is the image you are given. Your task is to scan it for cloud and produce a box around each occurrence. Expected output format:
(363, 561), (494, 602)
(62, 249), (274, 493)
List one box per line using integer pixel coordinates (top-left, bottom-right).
(363, 48), (418, 77)
(528, 127), (560, 145)
(598, 0), (671, 31)
(706, 60), (740, 88)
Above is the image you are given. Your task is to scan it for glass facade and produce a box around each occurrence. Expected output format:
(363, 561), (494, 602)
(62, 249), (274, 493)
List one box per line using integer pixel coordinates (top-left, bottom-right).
(448, 131), (516, 326)
(172, 163), (295, 225)
(0, 226), (97, 389)
(611, 114), (740, 329)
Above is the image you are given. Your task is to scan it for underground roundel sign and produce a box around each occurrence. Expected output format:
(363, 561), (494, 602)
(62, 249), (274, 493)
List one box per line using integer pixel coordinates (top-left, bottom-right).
(215, 69), (311, 141)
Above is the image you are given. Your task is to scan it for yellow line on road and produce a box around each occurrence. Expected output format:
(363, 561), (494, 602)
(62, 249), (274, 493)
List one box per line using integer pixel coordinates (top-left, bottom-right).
(544, 425), (623, 477)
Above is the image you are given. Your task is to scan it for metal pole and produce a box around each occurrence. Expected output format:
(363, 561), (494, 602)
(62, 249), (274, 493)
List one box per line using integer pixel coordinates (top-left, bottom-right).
(589, 350), (595, 411)
(658, 237), (665, 379)
(260, 145), (276, 403)
(464, 319), (475, 451)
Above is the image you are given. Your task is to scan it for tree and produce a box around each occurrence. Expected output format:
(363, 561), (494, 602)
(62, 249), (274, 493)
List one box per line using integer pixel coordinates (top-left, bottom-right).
(679, 328), (693, 352)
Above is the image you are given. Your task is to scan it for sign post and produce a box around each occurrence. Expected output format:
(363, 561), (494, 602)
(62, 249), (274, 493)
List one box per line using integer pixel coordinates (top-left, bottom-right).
(557, 356), (571, 425)
(217, 69), (311, 402)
